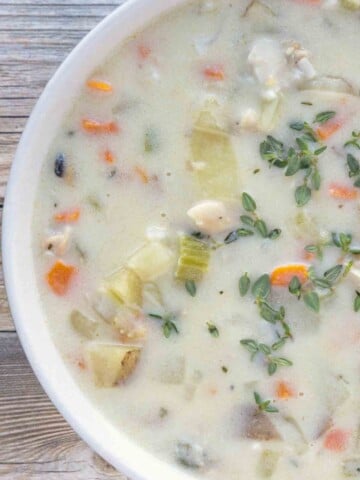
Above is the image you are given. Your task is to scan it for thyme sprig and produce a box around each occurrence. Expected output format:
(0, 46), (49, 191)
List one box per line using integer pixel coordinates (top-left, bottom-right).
(224, 193), (281, 244)
(254, 392), (278, 413)
(260, 111), (333, 207)
(240, 338), (293, 376)
(344, 131), (360, 150)
(148, 312), (179, 338)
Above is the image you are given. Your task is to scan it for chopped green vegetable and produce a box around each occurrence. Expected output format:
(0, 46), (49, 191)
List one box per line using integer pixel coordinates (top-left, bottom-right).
(70, 310), (97, 339)
(191, 111), (238, 198)
(175, 235), (211, 282)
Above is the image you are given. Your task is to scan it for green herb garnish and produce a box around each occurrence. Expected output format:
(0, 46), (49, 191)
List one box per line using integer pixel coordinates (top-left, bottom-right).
(149, 313), (179, 338)
(354, 291), (360, 312)
(252, 274), (271, 299)
(314, 111), (336, 124)
(254, 392), (279, 413)
(207, 322), (219, 337)
(344, 131), (360, 150)
(239, 272), (251, 297)
(185, 280), (197, 297)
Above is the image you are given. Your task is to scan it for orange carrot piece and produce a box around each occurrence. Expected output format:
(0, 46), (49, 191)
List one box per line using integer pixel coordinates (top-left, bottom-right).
(103, 149), (115, 164)
(82, 119), (119, 135)
(86, 79), (113, 92)
(316, 118), (342, 141)
(203, 65), (225, 81)
(134, 165), (149, 184)
(46, 260), (76, 296)
(271, 264), (308, 286)
(276, 381), (295, 399)
(138, 45), (151, 59)
(323, 429), (349, 452)
(54, 208), (80, 223)
(329, 183), (358, 200)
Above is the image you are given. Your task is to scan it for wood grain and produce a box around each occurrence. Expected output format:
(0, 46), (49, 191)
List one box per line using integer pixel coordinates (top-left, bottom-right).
(0, 1), (130, 477)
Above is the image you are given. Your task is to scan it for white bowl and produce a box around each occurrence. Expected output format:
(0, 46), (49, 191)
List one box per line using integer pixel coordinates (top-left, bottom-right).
(2, 1), (195, 479)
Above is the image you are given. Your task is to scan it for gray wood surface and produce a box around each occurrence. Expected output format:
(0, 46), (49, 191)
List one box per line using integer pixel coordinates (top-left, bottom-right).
(0, 1), (130, 477)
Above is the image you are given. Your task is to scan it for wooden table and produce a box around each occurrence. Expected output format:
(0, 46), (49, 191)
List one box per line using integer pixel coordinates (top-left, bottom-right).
(0, 1), (129, 477)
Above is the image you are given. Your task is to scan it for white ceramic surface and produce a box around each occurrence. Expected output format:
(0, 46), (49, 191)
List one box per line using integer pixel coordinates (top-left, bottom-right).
(2, 1), (195, 479)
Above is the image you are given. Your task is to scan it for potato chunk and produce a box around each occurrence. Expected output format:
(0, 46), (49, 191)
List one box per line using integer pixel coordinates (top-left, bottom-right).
(88, 344), (141, 387)
(127, 241), (174, 281)
(70, 310), (97, 339)
(106, 267), (142, 307)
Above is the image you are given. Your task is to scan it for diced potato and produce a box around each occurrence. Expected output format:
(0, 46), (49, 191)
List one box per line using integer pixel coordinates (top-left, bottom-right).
(70, 310), (97, 339)
(175, 236), (211, 282)
(341, 0), (360, 9)
(191, 111), (238, 199)
(257, 450), (280, 478)
(106, 267), (142, 307)
(127, 241), (174, 281)
(87, 343), (141, 387)
(187, 200), (240, 235)
(237, 405), (281, 441)
(92, 288), (118, 322)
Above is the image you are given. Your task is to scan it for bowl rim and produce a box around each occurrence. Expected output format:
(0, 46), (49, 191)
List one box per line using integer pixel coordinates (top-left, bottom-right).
(2, 1), (194, 479)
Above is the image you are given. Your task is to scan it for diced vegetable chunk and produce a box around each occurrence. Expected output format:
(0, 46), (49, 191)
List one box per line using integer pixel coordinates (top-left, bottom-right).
(54, 208), (80, 223)
(46, 260), (76, 296)
(257, 450), (280, 478)
(329, 183), (358, 200)
(271, 264), (308, 286)
(127, 241), (174, 281)
(175, 236), (211, 282)
(323, 428), (350, 452)
(190, 111), (238, 198)
(86, 79), (113, 92)
(88, 343), (141, 387)
(238, 406), (281, 441)
(341, 0), (360, 9)
(70, 310), (97, 339)
(106, 267), (143, 307)
(260, 95), (282, 132)
(82, 119), (119, 134)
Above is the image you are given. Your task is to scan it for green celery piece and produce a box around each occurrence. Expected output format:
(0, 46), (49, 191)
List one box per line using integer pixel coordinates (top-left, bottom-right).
(191, 111), (238, 198)
(175, 236), (211, 282)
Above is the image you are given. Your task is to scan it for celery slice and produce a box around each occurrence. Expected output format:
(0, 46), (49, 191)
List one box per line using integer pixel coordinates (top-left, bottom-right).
(341, 0), (360, 9)
(191, 111), (238, 199)
(87, 344), (141, 387)
(70, 310), (97, 339)
(260, 95), (282, 132)
(257, 450), (280, 478)
(106, 267), (142, 307)
(175, 236), (211, 282)
(127, 241), (174, 281)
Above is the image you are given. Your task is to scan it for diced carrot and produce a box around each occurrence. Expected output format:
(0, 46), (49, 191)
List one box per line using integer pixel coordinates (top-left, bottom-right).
(316, 118), (342, 141)
(323, 429), (349, 452)
(276, 381), (295, 399)
(46, 260), (76, 296)
(103, 149), (115, 164)
(329, 183), (358, 200)
(82, 119), (119, 135)
(86, 79), (113, 92)
(271, 264), (308, 286)
(303, 250), (315, 262)
(203, 65), (225, 81)
(54, 208), (80, 223)
(138, 45), (151, 60)
(134, 165), (149, 184)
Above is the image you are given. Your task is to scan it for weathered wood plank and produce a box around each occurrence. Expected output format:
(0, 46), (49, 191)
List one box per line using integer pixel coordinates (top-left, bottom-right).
(0, 1), (132, 477)
(0, 332), (128, 479)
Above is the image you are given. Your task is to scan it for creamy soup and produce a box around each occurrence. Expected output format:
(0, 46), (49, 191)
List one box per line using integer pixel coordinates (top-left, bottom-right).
(32, 0), (360, 478)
